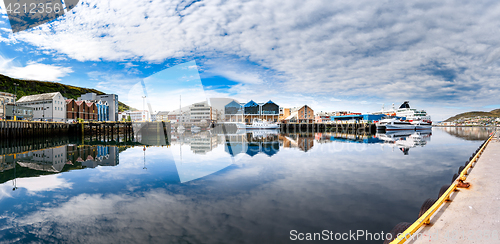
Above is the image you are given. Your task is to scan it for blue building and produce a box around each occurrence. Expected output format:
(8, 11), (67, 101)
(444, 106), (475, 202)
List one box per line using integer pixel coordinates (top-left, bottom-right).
(95, 100), (109, 121)
(224, 100), (280, 122)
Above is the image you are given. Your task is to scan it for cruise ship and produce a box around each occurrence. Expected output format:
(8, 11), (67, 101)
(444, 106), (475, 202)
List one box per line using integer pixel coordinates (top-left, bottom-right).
(373, 101), (432, 123)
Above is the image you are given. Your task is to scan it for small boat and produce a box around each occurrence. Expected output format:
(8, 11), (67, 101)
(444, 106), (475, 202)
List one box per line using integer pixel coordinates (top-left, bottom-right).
(177, 125), (185, 132)
(236, 119), (280, 129)
(376, 117), (415, 131)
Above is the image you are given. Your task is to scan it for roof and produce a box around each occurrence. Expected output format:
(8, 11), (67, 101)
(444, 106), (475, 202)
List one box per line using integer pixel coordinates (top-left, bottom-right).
(244, 100), (259, 107)
(17, 92), (61, 103)
(225, 100), (242, 108)
(0, 92), (15, 97)
(285, 114), (297, 120)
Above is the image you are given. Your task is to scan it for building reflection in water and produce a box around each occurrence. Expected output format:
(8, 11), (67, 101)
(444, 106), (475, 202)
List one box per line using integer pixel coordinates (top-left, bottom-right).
(375, 130), (432, 155)
(0, 128), (437, 187)
(440, 126), (494, 141)
(0, 145), (120, 185)
(224, 129), (281, 157)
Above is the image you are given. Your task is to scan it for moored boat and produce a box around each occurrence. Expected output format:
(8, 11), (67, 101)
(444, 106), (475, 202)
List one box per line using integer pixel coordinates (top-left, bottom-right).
(376, 117), (415, 131)
(411, 120), (432, 130)
(236, 119), (280, 129)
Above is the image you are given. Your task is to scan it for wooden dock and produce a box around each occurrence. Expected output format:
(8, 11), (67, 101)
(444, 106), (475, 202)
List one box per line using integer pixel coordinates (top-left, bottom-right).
(0, 121), (135, 141)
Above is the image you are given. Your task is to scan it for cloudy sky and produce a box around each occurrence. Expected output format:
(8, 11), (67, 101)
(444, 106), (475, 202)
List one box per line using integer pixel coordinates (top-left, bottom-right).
(1, 0), (500, 120)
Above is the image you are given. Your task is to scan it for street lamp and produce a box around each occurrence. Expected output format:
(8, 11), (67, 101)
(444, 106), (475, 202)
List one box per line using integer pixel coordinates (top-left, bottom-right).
(13, 83), (18, 120)
(142, 96), (146, 121)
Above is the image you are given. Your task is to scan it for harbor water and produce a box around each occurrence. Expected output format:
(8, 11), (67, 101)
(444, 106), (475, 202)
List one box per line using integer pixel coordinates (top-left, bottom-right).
(0, 127), (493, 243)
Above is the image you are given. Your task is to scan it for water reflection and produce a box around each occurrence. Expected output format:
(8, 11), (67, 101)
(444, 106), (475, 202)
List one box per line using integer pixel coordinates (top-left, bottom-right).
(1, 144), (121, 185)
(0, 128), (494, 243)
(375, 131), (432, 155)
(440, 126), (494, 140)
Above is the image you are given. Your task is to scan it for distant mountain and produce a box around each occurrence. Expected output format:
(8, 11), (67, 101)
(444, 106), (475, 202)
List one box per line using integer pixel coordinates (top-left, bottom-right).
(444, 109), (500, 122)
(0, 74), (133, 112)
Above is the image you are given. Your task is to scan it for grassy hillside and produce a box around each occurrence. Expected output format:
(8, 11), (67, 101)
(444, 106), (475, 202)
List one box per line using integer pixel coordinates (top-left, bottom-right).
(445, 109), (500, 122)
(0, 74), (133, 112)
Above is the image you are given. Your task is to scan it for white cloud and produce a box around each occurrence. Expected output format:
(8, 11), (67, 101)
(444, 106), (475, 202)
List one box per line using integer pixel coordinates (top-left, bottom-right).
(3, 0), (500, 119)
(0, 55), (72, 81)
(0, 174), (73, 200)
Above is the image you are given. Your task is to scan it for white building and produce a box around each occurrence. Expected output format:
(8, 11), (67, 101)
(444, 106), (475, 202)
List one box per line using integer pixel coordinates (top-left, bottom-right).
(168, 106), (191, 124)
(17, 92), (67, 122)
(128, 110), (151, 122)
(0, 91), (16, 120)
(156, 111), (170, 121)
(190, 101), (211, 123)
(118, 111), (129, 121)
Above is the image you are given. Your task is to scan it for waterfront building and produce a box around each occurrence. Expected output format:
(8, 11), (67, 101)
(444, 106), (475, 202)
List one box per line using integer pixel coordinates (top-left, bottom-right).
(208, 98), (238, 122)
(0, 92), (16, 120)
(156, 111), (170, 121)
(168, 105), (191, 124)
(128, 110), (151, 122)
(282, 105), (314, 123)
(77, 93), (118, 121)
(95, 100), (109, 121)
(190, 101), (211, 123)
(5, 104), (33, 120)
(83, 101), (98, 121)
(17, 92), (67, 122)
(224, 100), (244, 122)
(66, 99), (98, 121)
(118, 111), (129, 121)
(279, 108), (291, 121)
(224, 100), (280, 123)
(315, 112), (335, 123)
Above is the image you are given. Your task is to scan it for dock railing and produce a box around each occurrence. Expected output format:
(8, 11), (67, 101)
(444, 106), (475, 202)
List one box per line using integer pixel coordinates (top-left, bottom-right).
(389, 131), (496, 244)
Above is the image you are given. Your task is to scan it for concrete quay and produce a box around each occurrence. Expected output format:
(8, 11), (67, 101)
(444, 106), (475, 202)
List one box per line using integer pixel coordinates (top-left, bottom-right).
(409, 131), (500, 244)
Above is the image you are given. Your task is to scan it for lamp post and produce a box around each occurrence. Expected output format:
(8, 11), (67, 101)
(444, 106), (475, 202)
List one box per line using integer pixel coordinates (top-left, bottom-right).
(13, 83), (18, 120)
(142, 96), (146, 121)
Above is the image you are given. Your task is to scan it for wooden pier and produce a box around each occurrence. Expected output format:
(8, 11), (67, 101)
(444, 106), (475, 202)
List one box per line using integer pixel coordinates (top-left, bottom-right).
(82, 122), (134, 142)
(0, 121), (135, 141)
(0, 121), (73, 139)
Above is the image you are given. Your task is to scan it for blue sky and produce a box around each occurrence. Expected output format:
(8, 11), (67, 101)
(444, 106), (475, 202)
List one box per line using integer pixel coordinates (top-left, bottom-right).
(1, 0), (500, 120)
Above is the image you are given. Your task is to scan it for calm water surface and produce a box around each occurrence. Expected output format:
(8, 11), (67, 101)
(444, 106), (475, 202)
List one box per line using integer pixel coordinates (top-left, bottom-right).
(0, 127), (494, 243)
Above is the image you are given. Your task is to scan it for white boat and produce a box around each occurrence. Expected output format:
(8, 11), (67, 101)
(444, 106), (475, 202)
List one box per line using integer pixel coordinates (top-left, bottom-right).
(177, 125), (185, 132)
(236, 119), (280, 129)
(376, 117), (416, 131)
(372, 101), (432, 123)
(411, 120), (432, 130)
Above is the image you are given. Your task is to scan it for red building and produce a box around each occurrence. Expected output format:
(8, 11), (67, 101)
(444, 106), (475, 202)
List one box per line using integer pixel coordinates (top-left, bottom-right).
(66, 99), (98, 121)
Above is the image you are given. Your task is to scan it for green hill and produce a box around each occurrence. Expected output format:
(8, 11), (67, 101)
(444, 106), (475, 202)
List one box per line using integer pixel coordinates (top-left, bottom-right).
(445, 109), (500, 122)
(0, 74), (132, 112)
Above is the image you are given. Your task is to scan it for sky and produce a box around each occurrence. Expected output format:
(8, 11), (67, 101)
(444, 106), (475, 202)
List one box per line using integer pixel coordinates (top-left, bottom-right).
(1, 0), (500, 121)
